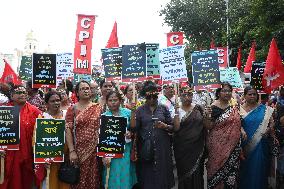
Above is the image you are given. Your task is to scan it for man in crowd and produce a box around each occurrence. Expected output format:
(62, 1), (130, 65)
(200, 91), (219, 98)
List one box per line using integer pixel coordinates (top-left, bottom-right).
(158, 83), (176, 115)
(26, 80), (45, 111)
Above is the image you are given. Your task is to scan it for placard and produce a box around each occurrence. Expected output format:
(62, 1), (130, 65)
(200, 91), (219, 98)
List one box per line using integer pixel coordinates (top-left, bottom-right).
(251, 62), (265, 90)
(56, 53), (74, 87)
(34, 118), (65, 163)
(146, 43), (160, 79)
(217, 47), (228, 68)
(32, 53), (56, 88)
(19, 56), (32, 80)
(122, 44), (147, 82)
(101, 48), (122, 81)
(0, 106), (20, 150)
(159, 45), (187, 82)
(73, 74), (92, 84)
(191, 50), (220, 90)
(97, 115), (127, 158)
(220, 67), (243, 89)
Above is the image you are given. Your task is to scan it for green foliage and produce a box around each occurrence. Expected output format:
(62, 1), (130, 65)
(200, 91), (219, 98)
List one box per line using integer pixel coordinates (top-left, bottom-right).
(160, 0), (284, 69)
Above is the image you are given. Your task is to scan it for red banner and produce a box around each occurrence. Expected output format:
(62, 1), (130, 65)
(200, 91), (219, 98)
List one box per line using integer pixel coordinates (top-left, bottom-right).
(217, 47), (228, 68)
(167, 32), (184, 47)
(73, 14), (96, 74)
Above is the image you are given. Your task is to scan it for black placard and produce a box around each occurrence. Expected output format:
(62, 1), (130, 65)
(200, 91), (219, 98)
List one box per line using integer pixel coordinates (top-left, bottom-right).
(122, 44), (147, 82)
(101, 48), (122, 81)
(251, 62), (265, 90)
(191, 50), (220, 90)
(19, 56), (32, 80)
(0, 106), (20, 150)
(32, 53), (56, 88)
(97, 115), (127, 158)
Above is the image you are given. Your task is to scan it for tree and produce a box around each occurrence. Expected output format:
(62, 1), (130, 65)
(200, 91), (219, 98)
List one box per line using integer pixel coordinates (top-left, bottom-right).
(160, 0), (284, 68)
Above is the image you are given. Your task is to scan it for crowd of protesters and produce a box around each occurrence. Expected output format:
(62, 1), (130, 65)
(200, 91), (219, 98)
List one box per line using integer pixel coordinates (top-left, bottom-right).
(0, 79), (284, 189)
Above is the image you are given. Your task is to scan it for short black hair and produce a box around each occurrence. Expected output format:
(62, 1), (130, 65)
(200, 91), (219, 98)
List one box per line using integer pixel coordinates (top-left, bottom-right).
(75, 80), (91, 99)
(140, 80), (158, 97)
(106, 90), (123, 102)
(99, 79), (115, 89)
(60, 79), (73, 93)
(44, 91), (62, 104)
(26, 80), (38, 92)
(10, 85), (26, 94)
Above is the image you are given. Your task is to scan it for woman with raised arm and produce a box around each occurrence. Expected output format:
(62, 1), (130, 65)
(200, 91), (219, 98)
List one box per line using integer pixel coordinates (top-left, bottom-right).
(65, 81), (102, 189)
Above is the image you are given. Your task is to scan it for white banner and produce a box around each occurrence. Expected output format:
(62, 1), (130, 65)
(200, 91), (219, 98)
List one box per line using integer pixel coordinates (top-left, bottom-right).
(56, 53), (74, 86)
(159, 45), (187, 82)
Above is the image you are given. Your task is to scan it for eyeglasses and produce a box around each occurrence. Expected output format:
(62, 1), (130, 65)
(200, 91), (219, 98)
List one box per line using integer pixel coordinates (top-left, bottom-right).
(220, 90), (232, 94)
(181, 93), (193, 97)
(14, 91), (27, 95)
(79, 87), (90, 91)
(146, 94), (158, 100)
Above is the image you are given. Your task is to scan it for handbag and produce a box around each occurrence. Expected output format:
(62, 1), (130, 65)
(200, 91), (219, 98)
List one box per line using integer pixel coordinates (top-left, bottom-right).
(58, 162), (80, 184)
(58, 105), (80, 184)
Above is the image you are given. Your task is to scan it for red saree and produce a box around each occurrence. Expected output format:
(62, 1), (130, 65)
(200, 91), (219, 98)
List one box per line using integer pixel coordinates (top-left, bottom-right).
(65, 104), (102, 189)
(0, 102), (41, 189)
(207, 105), (241, 189)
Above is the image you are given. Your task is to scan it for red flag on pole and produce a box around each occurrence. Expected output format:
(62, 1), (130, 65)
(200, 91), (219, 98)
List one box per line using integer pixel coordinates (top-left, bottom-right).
(105, 21), (119, 48)
(243, 42), (256, 73)
(0, 59), (22, 85)
(236, 45), (242, 70)
(262, 38), (284, 93)
(167, 32), (184, 47)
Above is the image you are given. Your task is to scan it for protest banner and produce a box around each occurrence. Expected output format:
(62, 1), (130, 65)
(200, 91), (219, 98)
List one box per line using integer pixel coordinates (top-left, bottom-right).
(73, 73), (92, 84)
(217, 47), (228, 68)
(34, 118), (65, 163)
(19, 56), (32, 80)
(97, 115), (127, 158)
(159, 45), (187, 83)
(122, 44), (147, 82)
(220, 67), (243, 89)
(146, 43), (160, 79)
(191, 50), (220, 90)
(0, 106), (20, 150)
(101, 48), (122, 81)
(56, 53), (74, 87)
(251, 62), (265, 91)
(32, 53), (56, 88)
(73, 14), (96, 74)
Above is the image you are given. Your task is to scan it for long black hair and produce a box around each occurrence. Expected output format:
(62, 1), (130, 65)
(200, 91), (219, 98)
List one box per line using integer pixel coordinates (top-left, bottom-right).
(140, 80), (158, 97)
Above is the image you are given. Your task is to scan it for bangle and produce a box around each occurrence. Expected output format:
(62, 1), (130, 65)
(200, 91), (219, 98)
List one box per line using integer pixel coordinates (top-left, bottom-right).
(174, 113), (179, 116)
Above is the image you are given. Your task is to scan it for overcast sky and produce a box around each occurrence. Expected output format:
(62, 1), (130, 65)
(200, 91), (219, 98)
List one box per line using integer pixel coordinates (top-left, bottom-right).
(0, 0), (171, 59)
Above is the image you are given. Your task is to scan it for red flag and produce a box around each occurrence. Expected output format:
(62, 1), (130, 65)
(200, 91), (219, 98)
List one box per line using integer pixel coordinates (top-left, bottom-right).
(105, 21), (119, 48)
(167, 32), (184, 47)
(244, 42), (256, 73)
(0, 59), (22, 85)
(236, 45), (242, 70)
(210, 38), (215, 49)
(262, 38), (284, 93)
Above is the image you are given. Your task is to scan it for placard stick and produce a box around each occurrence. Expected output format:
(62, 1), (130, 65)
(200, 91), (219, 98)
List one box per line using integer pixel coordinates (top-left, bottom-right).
(205, 87), (211, 118)
(174, 82), (179, 105)
(105, 166), (110, 189)
(132, 82), (137, 103)
(46, 164), (50, 189)
(64, 79), (67, 89)
(0, 156), (4, 184)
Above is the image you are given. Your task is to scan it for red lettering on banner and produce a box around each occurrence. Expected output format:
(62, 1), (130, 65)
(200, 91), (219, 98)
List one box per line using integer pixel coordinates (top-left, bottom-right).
(73, 14), (96, 74)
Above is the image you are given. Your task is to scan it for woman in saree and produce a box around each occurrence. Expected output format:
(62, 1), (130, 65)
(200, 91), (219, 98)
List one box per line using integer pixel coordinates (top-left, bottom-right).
(135, 81), (174, 189)
(35, 91), (69, 189)
(98, 80), (115, 109)
(206, 82), (245, 189)
(101, 90), (137, 189)
(173, 86), (208, 189)
(65, 81), (102, 189)
(239, 86), (276, 189)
